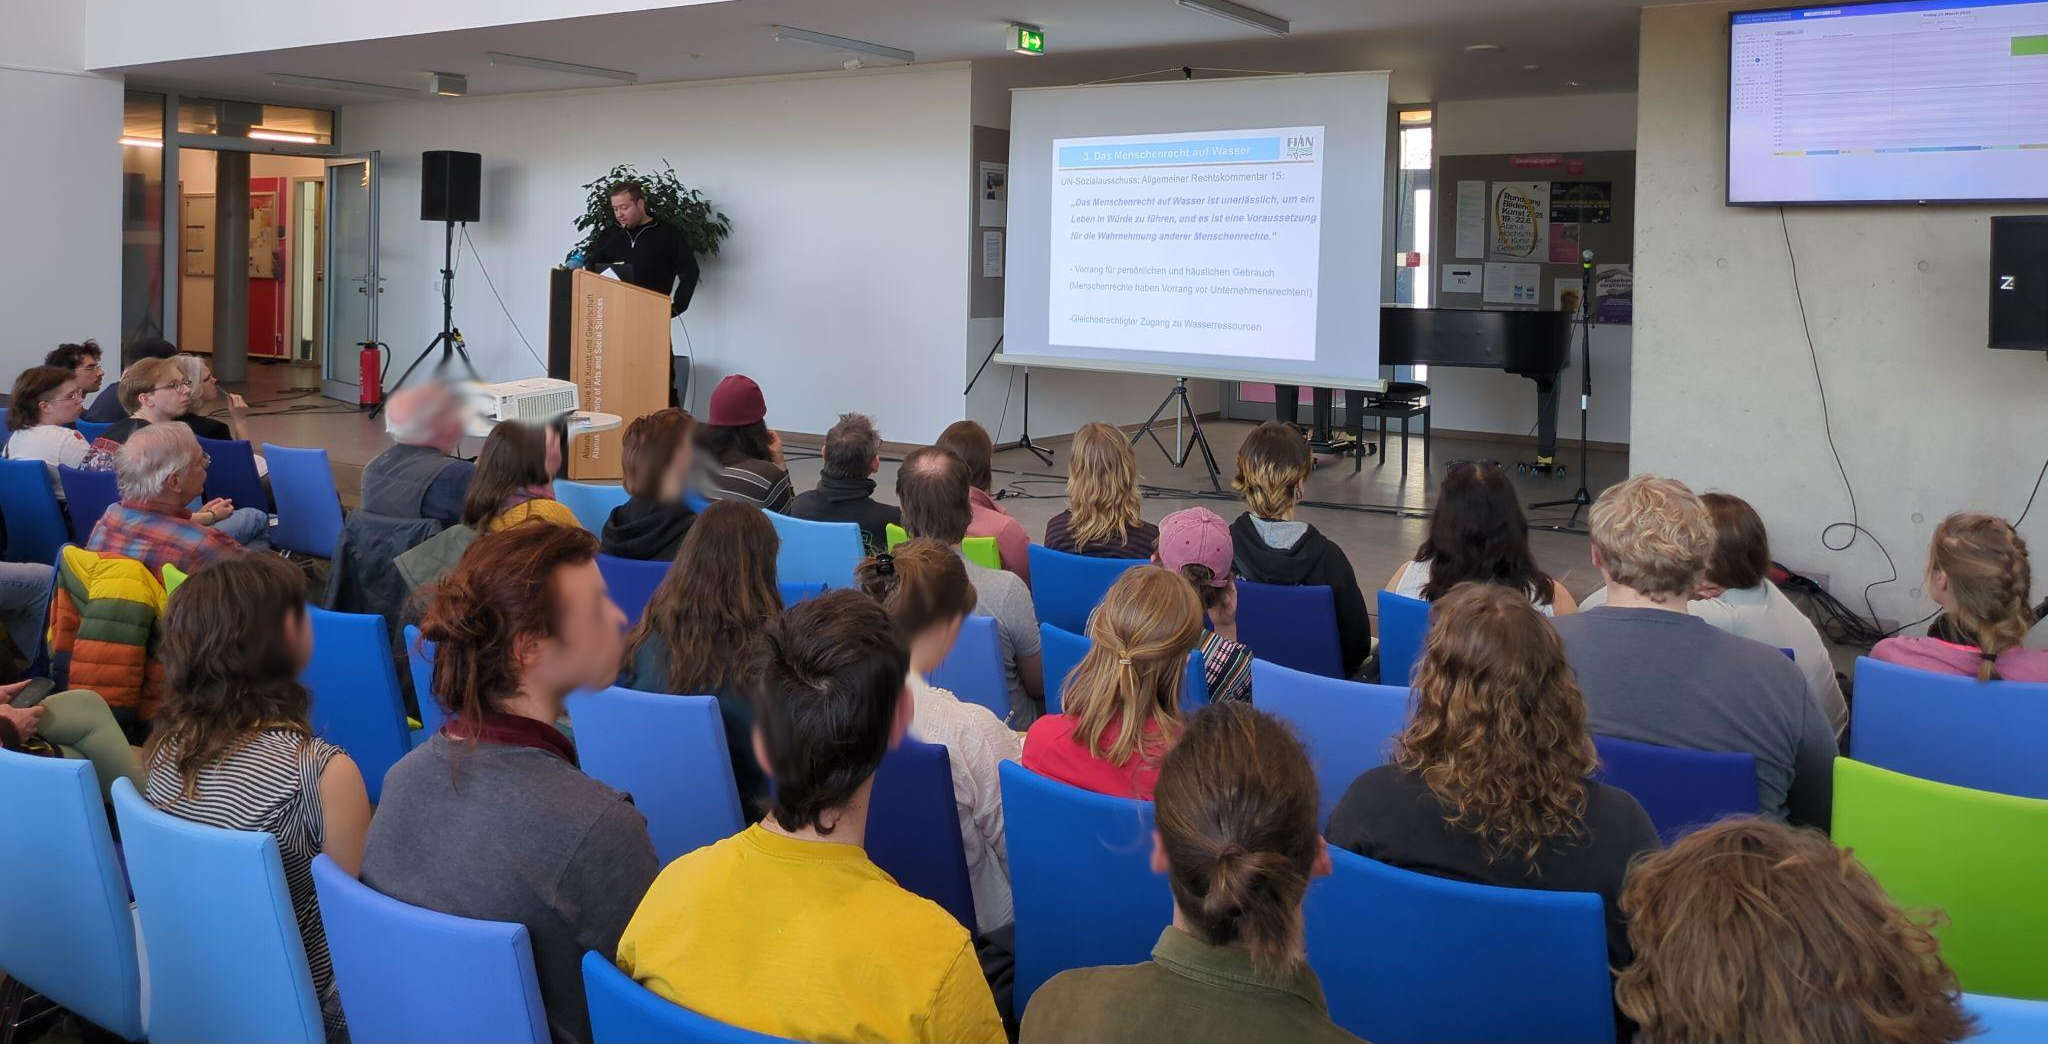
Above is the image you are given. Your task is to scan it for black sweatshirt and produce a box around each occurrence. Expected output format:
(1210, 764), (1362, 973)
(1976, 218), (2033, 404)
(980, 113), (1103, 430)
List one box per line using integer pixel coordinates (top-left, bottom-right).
(584, 219), (700, 315)
(1229, 512), (1373, 677)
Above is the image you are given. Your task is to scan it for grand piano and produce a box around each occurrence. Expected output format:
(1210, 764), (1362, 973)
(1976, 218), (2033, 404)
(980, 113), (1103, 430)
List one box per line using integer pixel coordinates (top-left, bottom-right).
(1380, 305), (1573, 461)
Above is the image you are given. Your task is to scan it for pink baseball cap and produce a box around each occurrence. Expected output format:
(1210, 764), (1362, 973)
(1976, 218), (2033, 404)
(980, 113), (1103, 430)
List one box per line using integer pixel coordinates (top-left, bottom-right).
(1157, 507), (1233, 586)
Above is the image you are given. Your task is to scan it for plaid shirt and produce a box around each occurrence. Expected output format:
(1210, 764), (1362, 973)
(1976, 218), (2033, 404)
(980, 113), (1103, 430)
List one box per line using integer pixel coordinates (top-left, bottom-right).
(88, 499), (244, 575)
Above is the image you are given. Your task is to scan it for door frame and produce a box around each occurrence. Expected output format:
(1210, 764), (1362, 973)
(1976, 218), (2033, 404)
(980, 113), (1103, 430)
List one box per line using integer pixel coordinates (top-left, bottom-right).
(321, 152), (380, 404)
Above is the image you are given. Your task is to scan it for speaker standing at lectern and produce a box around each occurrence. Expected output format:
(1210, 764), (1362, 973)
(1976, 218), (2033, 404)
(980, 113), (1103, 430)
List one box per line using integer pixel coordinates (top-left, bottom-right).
(583, 180), (700, 405)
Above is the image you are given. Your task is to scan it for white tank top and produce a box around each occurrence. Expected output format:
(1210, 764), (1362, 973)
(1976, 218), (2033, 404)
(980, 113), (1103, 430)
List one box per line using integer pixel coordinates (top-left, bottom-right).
(1392, 558), (1557, 616)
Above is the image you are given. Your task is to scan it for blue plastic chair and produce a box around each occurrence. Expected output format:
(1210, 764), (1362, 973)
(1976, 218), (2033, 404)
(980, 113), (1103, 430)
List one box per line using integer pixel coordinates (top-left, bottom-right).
(0, 457), (68, 565)
(75, 419), (113, 441)
(109, 778), (325, 1044)
(928, 614), (1009, 720)
(1965, 992), (2048, 1042)
(1306, 847), (1615, 1044)
(1026, 544), (1145, 633)
(867, 739), (978, 932)
(1375, 589), (1431, 685)
(1040, 622), (1205, 715)
(1236, 580), (1346, 678)
(766, 512), (863, 589)
(568, 686), (745, 864)
(263, 443), (344, 557)
(596, 553), (668, 625)
(1000, 760), (1163, 1011)
(555, 480), (629, 535)
(402, 624), (447, 738)
(779, 581), (826, 605)
(583, 951), (796, 1043)
(58, 464), (120, 546)
(0, 751), (144, 1041)
(1593, 734), (1757, 844)
(312, 854), (548, 1043)
(1252, 659), (1410, 829)
(304, 607), (414, 804)
(196, 436), (269, 514)
(1851, 656), (2048, 799)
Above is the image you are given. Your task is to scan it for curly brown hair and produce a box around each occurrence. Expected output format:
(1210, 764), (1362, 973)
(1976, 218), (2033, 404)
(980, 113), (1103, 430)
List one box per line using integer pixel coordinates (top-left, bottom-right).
(1615, 817), (1975, 1044)
(1393, 581), (1597, 867)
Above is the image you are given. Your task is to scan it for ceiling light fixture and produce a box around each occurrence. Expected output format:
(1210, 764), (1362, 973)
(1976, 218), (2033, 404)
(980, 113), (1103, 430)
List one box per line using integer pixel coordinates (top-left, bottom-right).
(485, 51), (638, 83)
(431, 72), (468, 97)
(1523, 63), (1541, 72)
(1463, 43), (1502, 53)
(269, 73), (421, 98)
(772, 25), (915, 64)
(1174, 0), (1289, 37)
(119, 136), (164, 149)
(248, 128), (321, 144)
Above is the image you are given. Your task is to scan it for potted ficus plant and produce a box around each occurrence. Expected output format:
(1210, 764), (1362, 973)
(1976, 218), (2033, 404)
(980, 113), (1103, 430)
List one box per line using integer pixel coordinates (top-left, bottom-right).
(570, 160), (732, 262)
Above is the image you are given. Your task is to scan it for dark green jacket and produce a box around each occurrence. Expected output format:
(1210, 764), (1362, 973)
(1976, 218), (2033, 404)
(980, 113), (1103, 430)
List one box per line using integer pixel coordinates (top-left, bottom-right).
(1020, 927), (1365, 1044)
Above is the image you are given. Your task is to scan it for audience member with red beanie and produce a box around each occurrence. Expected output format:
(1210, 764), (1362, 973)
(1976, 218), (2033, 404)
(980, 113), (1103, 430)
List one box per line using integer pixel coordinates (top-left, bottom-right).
(695, 374), (793, 512)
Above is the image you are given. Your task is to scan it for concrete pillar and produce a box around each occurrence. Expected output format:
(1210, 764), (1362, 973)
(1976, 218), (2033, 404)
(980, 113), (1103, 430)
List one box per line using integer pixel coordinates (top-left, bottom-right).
(211, 149), (250, 382)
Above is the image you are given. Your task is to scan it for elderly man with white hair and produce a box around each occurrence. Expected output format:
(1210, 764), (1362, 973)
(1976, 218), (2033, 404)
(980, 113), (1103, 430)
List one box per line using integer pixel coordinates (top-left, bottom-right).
(87, 422), (267, 573)
(361, 380), (475, 525)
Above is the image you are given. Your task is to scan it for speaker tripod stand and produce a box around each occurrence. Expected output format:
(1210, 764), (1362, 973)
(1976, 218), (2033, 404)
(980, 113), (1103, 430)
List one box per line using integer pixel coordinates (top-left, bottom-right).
(1531, 253), (1598, 527)
(373, 219), (479, 418)
(1132, 377), (1220, 490)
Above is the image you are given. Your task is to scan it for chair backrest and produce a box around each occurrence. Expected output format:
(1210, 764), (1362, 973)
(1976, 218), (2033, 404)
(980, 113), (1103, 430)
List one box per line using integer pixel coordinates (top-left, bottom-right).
(1851, 656), (2048, 799)
(313, 854), (548, 1044)
(1592, 734), (1757, 844)
(196, 435), (268, 514)
(1965, 993), (2048, 1042)
(779, 581), (826, 605)
(553, 480), (630, 535)
(927, 614), (1010, 720)
(582, 951), (796, 1043)
(567, 686), (745, 864)
(1305, 847), (1615, 1044)
(0, 457), (68, 565)
(75, 418), (113, 441)
(304, 606), (413, 804)
(1251, 659), (1409, 829)
(1025, 543), (1146, 633)
(109, 778), (325, 1044)
(1374, 589), (1431, 685)
(402, 624), (447, 736)
(1235, 580), (1345, 678)
(1040, 622), (1205, 716)
(0, 751), (144, 1041)
(999, 760), (1163, 1011)
(766, 512), (863, 589)
(1833, 757), (2048, 999)
(57, 464), (120, 545)
(887, 522), (1001, 570)
(595, 553), (669, 625)
(262, 443), (345, 557)
(867, 738), (978, 933)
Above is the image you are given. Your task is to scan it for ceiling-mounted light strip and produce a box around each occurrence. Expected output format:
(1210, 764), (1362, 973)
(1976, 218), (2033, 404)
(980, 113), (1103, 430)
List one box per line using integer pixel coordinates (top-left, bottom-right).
(249, 128), (321, 144)
(772, 25), (915, 64)
(1174, 0), (1289, 37)
(270, 73), (421, 98)
(119, 136), (165, 149)
(486, 51), (638, 83)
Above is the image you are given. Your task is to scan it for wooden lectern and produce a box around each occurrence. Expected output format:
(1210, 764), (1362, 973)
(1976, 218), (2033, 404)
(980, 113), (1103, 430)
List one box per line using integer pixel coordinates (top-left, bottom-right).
(547, 267), (671, 480)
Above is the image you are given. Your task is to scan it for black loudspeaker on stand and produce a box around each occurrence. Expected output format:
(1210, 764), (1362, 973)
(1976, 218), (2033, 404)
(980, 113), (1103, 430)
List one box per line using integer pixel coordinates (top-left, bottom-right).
(375, 151), (483, 416)
(1532, 249), (1598, 526)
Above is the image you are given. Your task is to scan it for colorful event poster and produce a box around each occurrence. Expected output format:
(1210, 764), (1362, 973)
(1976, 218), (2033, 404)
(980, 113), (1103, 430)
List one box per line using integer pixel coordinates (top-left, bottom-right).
(1489, 182), (1549, 262)
(1551, 181), (1612, 224)
(1595, 264), (1633, 324)
(1549, 222), (1582, 264)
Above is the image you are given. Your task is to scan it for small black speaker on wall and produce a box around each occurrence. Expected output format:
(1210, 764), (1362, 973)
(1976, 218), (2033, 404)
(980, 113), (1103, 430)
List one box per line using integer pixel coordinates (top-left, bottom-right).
(1990, 215), (2048, 351)
(421, 150), (481, 224)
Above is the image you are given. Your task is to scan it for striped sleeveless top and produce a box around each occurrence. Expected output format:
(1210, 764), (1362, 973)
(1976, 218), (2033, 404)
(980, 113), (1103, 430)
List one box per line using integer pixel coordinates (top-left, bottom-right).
(145, 729), (344, 1028)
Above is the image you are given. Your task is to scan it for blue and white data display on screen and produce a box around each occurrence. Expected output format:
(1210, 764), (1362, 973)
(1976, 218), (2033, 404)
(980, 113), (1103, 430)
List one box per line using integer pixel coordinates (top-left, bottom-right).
(1729, 0), (2048, 204)
(1048, 127), (1326, 359)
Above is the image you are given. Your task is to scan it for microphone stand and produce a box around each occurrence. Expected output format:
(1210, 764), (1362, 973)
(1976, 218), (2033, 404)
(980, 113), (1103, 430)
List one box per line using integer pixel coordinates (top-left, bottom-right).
(964, 334), (1055, 466)
(1532, 250), (1597, 527)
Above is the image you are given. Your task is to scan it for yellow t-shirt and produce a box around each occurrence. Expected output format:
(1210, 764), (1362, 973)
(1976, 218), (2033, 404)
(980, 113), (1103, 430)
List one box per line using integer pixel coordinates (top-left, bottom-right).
(616, 824), (1004, 1044)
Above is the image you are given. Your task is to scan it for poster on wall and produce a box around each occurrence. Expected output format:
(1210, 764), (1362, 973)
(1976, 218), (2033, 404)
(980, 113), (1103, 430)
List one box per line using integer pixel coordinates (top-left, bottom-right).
(1554, 277), (1585, 315)
(1441, 263), (1482, 294)
(1454, 180), (1487, 259)
(1595, 264), (1633, 324)
(1489, 181), (1550, 262)
(1483, 262), (1542, 305)
(981, 230), (1005, 278)
(1549, 222), (1582, 264)
(978, 162), (1008, 227)
(1550, 181), (1612, 224)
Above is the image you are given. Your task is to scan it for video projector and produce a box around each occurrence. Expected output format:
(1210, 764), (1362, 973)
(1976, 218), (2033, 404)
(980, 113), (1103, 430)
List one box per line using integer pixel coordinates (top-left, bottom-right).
(477, 378), (579, 425)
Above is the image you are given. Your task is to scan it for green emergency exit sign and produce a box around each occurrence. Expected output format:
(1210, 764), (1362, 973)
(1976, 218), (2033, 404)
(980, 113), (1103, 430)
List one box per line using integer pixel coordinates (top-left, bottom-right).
(1009, 25), (1045, 55)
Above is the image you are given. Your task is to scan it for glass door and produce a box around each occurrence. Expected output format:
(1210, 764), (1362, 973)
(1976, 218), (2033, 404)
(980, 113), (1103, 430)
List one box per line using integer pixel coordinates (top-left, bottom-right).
(322, 152), (379, 401)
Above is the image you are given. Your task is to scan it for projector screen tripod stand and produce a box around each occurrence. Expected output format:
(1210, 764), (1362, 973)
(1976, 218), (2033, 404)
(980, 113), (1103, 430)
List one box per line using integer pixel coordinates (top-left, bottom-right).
(374, 219), (480, 419)
(1132, 377), (1221, 490)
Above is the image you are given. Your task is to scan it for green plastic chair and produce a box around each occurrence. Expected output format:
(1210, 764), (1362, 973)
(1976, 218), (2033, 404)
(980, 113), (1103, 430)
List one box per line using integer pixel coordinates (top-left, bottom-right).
(885, 523), (1000, 571)
(1832, 757), (2048, 999)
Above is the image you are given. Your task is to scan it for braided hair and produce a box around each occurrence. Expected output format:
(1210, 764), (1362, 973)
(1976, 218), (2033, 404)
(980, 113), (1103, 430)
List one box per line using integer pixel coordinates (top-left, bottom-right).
(1927, 513), (2035, 681)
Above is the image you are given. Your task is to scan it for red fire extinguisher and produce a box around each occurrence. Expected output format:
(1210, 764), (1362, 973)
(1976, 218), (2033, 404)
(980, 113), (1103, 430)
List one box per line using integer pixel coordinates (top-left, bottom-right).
(358, 342), (387, 408)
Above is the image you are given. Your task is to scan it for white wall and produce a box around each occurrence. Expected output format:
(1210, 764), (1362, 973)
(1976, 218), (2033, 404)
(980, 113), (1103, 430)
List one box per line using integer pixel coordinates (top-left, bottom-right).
(0, 0), (123, 377)
(1634, 3), (2048, 624)
(1432, 92), (1636, 444)
(84, 0), (731, 69)
(342, 63), (974, 442)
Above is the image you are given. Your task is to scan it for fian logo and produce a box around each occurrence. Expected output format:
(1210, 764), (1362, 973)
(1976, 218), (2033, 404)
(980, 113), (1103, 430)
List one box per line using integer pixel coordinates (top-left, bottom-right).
(1285, 135), (1315, 159)
(1999, 274), (2017, 291)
